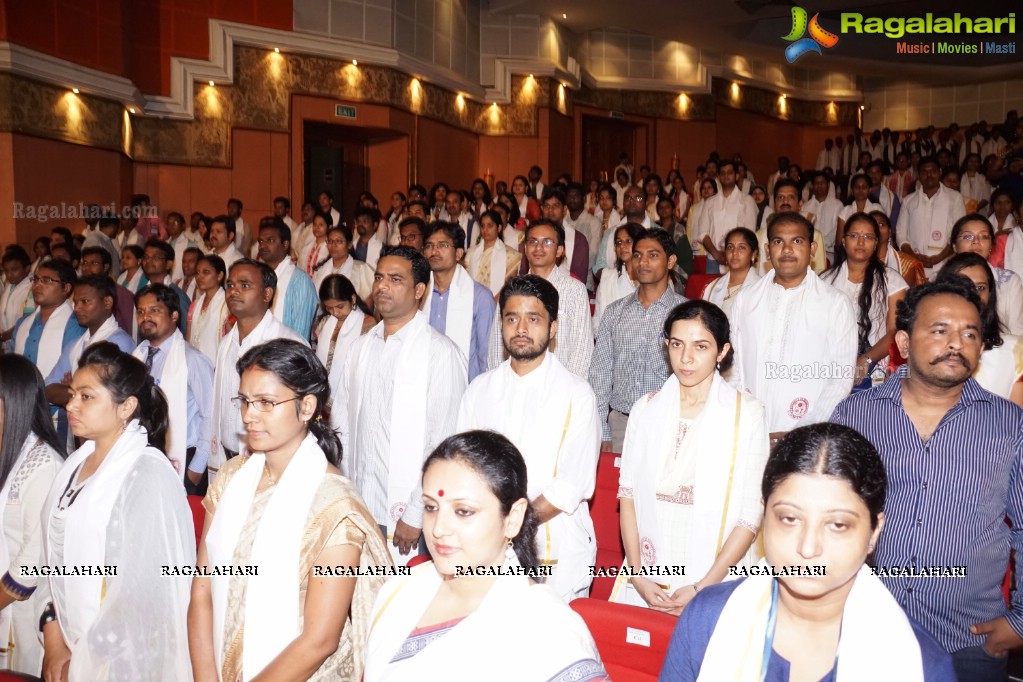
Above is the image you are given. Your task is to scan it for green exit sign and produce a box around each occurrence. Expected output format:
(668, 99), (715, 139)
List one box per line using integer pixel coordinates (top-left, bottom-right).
(335, 105), (357, 119)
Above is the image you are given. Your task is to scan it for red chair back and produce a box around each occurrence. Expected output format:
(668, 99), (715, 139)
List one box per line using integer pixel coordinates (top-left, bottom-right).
(0, 672), (42, 681)
(684, 273), (719, 300)
(407, 554), (431, 568)
(589, 451), (625, 599)
(570, 598), (676, 681)
(187, 495), (205, 550)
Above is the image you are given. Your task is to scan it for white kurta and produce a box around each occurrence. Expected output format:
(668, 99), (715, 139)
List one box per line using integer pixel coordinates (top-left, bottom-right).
(457, 353), (601, 601)
(974, 334), (1023, 399)
(0, 278), (32, 334)
(188, 288), (229, 363)
(701, 268), (760, 321)
(704, 188), (759, 251)
(731, 268), (858, 432)
(313, 256), (374, 301)
(213, 243), (243, 273)
(803, 195), (844, 254)
(994, 266), (1023, 336)
(896, 185), (967, 278)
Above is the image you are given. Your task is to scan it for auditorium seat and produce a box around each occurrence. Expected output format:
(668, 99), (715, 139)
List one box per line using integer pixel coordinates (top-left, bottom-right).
(570, 598), (675, 681)
(684, 273), (718, 300)
(589, 451), (625, 600)
(187, 495), (205, 549)
(0, 671), (41, 681)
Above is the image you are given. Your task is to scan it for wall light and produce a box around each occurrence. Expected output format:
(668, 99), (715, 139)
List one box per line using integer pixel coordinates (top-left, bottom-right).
(209, 81), (215, 87)
(72, 88), (79, 94)
(456, 93), (466, 111)
(352, 59), (358, 66)
(128, 106), (136, 114)
(274, 47), (280, 53)
(562, 13), (567, 19)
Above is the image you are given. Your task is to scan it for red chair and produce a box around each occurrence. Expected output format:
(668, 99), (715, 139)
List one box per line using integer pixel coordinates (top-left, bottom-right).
(187, 494), (205, 550)
(0, 671), (41, 681)
(407, 554), (431, 568)
(684, 273), (719, 300)
(589, 451), (625, 600)
(570, 598), (676, 681)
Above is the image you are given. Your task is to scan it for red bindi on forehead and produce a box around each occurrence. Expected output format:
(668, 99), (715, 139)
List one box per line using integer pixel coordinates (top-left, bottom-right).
(438, 489), (444, 497)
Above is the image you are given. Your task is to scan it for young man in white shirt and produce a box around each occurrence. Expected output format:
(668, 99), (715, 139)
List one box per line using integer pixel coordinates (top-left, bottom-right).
(897, 157), (967, 279)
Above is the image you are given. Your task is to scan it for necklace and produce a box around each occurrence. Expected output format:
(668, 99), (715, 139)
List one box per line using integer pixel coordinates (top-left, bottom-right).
(264, 462), (277, 486)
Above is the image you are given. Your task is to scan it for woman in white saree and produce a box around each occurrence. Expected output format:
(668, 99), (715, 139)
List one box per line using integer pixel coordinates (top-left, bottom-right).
(0, 356), (64, 676)
(659, 423), (955, 681)
(614, 300), (769, 613)
(365, 431), (608, 682)
(189, 339), (390, 682)
(39, 341), (194, 681)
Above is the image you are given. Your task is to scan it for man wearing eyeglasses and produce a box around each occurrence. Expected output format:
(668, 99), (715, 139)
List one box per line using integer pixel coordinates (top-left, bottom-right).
(141, 238), (190, 334)
(530, 187), (591, 286)
(594, 185), (650, 279)
(397, 217), (426, 252)
(488, 220), (592, 379)
(134, 283), (214, 495)
(12, 259), (84, 383)
(208, 259), (307, 482)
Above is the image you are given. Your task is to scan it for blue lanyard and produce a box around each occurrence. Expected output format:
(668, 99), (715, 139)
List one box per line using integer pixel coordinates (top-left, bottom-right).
(759, 579), (780, 682)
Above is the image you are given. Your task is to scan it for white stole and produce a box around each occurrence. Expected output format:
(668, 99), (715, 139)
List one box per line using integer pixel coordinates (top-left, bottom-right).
(68, 315), (120, 376)
(467, 242), (508, 296)
(14, 301), (73, 378)
(421, 266), (474, 366)
(133, 331), (189, 480)
(0, 438), (38, 662)
(41, 423), (168, 647)
(205, 434), (325, 678)
(315, 309), (366, 431)
(271, 258), (297, 321)
(117, 268), (143, 293)
(698, 562), (924, 681)
(1, 278), (32, 331)
(347, 313), (430, 565)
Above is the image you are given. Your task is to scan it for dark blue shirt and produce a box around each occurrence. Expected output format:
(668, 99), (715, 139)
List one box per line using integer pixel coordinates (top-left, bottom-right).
(831, 366), (1023, 653)
(659, 578), (956, 681)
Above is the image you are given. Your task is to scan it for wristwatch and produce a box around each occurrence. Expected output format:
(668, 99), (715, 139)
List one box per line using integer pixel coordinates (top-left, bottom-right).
(39, 602), (55, 633)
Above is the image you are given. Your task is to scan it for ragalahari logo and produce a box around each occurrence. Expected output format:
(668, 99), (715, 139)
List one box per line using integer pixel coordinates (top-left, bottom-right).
(783, 7), (839, 62)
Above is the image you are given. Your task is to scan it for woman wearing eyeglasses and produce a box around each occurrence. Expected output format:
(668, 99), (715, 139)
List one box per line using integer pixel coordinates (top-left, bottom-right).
(823, 212), (907, 391)
(189, 339), (391, 682)
(313, 225), (375, 310)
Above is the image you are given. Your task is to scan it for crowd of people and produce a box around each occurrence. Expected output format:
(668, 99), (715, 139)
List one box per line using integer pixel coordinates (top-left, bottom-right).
(0, 114), (1019, 680)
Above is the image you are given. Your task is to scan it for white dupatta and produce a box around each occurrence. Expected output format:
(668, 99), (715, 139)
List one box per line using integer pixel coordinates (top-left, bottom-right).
(613, 374), (767, 595)
(347, 313), (430, 565)
(0, 438), (40, 664)
(698, 562), (924, 681)
(1004, 229), (1023, 279)
(466, 241), (508, 296)
(205, 434), (326, 679)
(974, 334), (1023, 399)
(316, 309), (366, 432)
(365, 564), (604, 682)
(133, 331), (189, 479)
(420, 265), (474, 367)
(14, 301), (73, 378)
(189, 288), (228, 363)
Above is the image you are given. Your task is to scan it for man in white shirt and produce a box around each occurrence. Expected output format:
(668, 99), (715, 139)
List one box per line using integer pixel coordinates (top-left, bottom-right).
(339, 245), (466, 565)
(700, 160), (759, 273)
(802, 172), (844, 261)
(165, 212), (193, 283)
(897, 157), (967, 279)
(816, 138), (840, 172)
(731, 212), (857, 445)
(209, 215), (243, 272)
(0, 247), (34, 350)
(564, 182), (603, 279)
(226, 198), (251, 254)
(611, 169), (632, 212)
(318, 191), (342, 232)
(459, 275), (600, 601)
(209, 259), (307, 476)
(488, 220), (592, 378)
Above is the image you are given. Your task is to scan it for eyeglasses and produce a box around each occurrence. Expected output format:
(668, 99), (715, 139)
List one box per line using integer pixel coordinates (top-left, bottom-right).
(844, 233), (877, 242)
(624, 195), (646, 202)
(957, 233), (992, 243)
(399, 234), (421, 243)
(30, 275), (59, 285)
(526, 238), (556, 248)
(327, 239), (347, 246)
(613, 238), (634, 247)
(230, 396), (300, 412)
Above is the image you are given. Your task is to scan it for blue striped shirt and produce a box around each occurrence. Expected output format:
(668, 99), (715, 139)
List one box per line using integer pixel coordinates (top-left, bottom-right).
(831, 365), (1023, 653)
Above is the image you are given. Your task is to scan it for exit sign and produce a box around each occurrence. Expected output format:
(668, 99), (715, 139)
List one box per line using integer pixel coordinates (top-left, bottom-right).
(609, 110), (625, 120)
(335, 105), (357, 119)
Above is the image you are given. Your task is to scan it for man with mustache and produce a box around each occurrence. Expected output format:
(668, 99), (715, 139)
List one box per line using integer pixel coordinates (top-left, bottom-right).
(832, 279), (1023, 681)
(755, 179), (828, 276)
(731, 212), (856, 446)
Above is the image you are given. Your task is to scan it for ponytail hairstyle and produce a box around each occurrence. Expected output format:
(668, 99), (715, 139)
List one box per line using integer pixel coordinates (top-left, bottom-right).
(423, 430), (540, 570)
(236, 339), (340, 466)
(78, 341), (169, 451)
(0, 355), (66, 489)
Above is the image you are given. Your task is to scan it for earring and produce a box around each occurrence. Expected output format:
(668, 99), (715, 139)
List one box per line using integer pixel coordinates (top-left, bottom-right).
(867, 543), (875, 552)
